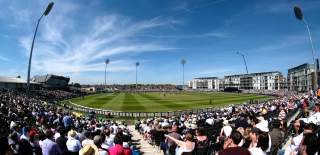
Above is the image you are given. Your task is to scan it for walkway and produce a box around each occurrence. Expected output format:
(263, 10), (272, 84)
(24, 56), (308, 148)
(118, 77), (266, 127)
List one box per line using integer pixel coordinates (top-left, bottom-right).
(128, 125), (163, 155)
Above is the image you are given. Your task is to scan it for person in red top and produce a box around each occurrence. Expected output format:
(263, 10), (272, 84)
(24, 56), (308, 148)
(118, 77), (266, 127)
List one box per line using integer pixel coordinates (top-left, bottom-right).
(108, 134), (124, 155)
(218, 130), (251, 155)
(302, 98), (309, 109)
(122, 142), (132, 155)
(302, 98), (310, 118)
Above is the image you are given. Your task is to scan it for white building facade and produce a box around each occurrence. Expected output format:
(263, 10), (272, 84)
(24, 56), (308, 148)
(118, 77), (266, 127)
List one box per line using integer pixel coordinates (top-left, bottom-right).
(287, 63), (318, 92)
(188, 71), (286, 91)
(188, 77), (220, 90)
(224, 71), (285, 90)
(223, 75), (241, 89)
(251, 71), (285, 90)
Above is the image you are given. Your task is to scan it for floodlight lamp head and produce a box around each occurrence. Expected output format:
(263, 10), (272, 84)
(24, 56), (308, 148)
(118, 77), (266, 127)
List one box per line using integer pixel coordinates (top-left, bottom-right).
(294, 6), (303, 21)
(43, 2), (54, 16)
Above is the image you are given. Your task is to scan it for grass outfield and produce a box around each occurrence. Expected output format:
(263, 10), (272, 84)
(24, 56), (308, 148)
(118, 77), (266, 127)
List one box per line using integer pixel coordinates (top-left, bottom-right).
(68, 92), (270, 112)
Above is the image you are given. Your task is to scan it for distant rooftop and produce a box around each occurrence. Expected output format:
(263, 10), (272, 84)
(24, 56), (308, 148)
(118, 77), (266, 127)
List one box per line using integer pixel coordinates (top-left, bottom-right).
(288, 63), (314, 73)
(0, 76), (38, 84)
(194, 77), (218, 80)
(225, 71), (281, 77)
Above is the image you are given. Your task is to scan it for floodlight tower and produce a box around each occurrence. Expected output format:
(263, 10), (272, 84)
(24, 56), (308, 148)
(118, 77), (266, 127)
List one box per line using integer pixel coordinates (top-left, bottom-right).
(26, 2), (54, 95)
(294, 5), (318, 90)
(181, 59), (186, 89)
(135, 62), (140, 91)
(104, 59), (110, 89)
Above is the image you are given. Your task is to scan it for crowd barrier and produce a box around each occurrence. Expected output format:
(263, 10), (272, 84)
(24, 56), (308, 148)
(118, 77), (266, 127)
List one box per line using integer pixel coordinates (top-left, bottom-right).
(59, 99), (271, 118)
(61, 101), (220, 118)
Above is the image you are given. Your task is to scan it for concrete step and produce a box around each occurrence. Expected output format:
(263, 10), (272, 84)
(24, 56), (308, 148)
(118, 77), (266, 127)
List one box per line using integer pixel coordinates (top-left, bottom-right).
(128, 125), (163, 155)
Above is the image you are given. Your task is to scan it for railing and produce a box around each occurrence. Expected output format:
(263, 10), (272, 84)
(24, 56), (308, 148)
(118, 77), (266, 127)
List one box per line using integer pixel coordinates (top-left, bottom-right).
(60, 98), (273, 118)
(60, 101), (221, 118)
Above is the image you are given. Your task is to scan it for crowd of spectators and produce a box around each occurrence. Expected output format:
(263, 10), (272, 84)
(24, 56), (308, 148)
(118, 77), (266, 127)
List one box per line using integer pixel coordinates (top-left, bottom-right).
(135, 92), (320, 155)
(242, 90), (298, 97)
(0, 89), (137, 155)
(1, 88), (320, 155)
(109, 84), (179, 92)
(34, 90), (82, 102)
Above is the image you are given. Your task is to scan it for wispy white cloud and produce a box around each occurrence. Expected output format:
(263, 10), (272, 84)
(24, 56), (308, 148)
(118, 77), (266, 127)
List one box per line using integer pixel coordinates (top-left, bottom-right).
(0, 55), (10, 62)
(198, 32), (231, 38)
(18, 36), (32, 56)
(137, 32), (231, 39)
(14, 2), (179, 75)
(32, 59), (134, 74)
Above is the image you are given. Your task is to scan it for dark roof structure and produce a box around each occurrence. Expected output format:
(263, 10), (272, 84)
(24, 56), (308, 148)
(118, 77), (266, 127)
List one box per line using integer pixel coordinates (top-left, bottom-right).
(0, 76), (38, 84)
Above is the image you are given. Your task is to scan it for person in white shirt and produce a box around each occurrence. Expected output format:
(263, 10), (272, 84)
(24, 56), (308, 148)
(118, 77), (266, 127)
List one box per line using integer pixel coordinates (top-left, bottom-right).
(300, 104), (320, 125)
(111, 123), (119, 135)
(161, 120), (169, 127)
(81, 131), (93, 147)
(165, 133), (195, 155)
(249, 131), (269, 155)
(53, 132), (61, 141)
(103, 128), (114, 149)
(66, 130), (81, 154)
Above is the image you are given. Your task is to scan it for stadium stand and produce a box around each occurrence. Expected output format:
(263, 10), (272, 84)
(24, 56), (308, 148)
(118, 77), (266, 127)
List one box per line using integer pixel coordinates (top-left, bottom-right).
(135, 92), (320, 155)
(32, 74), (70, 90)
(0, 89), (137, 155)
(0, 76), (40, 90)
(0, 88), (319, 155)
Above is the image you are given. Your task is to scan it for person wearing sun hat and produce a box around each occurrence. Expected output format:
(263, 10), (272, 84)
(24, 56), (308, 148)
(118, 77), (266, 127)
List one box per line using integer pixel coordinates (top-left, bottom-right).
(255, 117), (272, 153)
(66, 130), (81, 155)
(79, 144), (99, 155)
(220, 125), (233, 138)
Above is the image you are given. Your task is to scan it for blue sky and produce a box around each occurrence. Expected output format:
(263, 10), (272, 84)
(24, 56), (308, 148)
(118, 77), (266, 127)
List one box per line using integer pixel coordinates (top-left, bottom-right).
(0, 0), (319, 84)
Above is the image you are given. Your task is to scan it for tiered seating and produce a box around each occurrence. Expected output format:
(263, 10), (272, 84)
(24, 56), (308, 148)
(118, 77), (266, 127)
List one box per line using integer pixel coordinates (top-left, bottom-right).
(135, 92), (320, 155)
(0, 89), (137, 155)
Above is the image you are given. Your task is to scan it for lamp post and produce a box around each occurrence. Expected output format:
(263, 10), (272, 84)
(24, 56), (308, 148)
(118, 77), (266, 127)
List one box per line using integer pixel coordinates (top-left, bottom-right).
(26, 2), (54, 95)
(135, 62), (140, 91)
(294, 5), (318, 90)
(236, 52), (249, 74)
(181, 59), (186, 90)
(104, 59), (110, 89)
